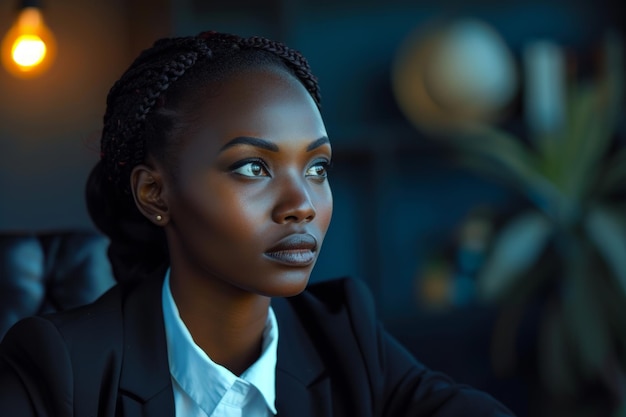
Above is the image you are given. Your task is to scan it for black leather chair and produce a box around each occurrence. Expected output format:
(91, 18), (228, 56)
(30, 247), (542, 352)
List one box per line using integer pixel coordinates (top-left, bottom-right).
(0, 231), (115, 340)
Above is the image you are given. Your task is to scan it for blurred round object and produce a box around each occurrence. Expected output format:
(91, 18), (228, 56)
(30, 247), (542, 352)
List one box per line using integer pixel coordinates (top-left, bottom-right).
(392, 18), (518, 133)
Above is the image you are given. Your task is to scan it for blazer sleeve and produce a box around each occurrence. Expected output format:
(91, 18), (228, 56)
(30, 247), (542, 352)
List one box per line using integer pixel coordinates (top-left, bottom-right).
(373, 327), (514, 417)
(0, 316), (75, 417)
(306, 278), (516, 417)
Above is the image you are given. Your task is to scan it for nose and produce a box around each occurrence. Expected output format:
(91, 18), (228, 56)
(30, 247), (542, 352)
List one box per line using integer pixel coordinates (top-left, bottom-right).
(272, 175), (316, 224)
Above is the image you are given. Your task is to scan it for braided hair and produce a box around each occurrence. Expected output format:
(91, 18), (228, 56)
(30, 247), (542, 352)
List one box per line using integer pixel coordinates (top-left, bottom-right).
(86, 30), (321, 284)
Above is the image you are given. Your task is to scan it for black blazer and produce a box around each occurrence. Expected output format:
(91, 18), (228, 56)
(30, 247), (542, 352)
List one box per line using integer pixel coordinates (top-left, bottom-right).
(0, 276), (514, 416)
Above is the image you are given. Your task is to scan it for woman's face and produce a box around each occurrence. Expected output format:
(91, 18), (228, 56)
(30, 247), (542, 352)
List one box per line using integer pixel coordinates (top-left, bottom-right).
(163, 66), (332, 297)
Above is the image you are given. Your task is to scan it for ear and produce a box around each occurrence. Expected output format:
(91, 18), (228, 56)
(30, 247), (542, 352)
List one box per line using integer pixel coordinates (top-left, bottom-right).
(130, 164), (169, 225)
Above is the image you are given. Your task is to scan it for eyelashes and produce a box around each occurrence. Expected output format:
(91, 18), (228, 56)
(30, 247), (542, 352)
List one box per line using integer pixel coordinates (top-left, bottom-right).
(229, 158), (331, 180)
(230, 159), (269, 177)
(306, 160), (331, 179)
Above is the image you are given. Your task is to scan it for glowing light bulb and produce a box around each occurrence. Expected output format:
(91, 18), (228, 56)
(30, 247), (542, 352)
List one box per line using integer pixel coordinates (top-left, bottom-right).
(12, 35), (47, 67)
(2, 7), (56, 78)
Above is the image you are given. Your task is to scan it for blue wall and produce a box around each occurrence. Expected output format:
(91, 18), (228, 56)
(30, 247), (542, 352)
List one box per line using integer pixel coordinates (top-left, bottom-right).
(1, 0), (621, 319)
(171, 0), (624, 319)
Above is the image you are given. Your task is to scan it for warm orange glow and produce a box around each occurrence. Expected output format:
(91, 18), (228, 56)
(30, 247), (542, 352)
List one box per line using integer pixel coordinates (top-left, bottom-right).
(12, 35), (47, 67)
(1, 7), (56, 78)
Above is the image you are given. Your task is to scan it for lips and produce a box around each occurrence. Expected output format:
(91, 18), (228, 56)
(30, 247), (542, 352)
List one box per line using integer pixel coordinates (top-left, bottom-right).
(264, 233), (318, 266)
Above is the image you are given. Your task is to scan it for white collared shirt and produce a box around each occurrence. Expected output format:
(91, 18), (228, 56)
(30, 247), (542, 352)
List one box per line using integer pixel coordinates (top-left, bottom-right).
(162, 271), (278, 417)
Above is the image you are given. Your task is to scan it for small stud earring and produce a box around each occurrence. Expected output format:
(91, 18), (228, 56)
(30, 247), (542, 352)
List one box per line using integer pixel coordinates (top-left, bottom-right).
(156, 215), (163, 221)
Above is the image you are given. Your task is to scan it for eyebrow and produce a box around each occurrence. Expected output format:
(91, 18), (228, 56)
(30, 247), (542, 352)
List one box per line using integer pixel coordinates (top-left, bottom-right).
(220, 136), (330, 152)
(306, 136), (330, 151)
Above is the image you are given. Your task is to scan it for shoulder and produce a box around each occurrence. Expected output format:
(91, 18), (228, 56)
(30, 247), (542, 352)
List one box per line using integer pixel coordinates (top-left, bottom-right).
(0, 314), (74, 416)
(281, 278), (516, 416)
(0, 284), (127, 416)
(2, 283), (123, 345)
(0, 284), (125, 384)
(0, 284), (124, 374)
(47, 284), (123, 327)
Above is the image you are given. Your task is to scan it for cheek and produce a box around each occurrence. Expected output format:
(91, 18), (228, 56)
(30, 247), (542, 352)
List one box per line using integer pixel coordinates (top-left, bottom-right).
(179, 186), (266, 241)
(316, 186), (333, 233)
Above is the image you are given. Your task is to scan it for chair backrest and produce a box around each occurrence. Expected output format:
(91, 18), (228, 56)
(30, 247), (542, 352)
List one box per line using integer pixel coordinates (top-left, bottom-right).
(0, 231), (116, 340)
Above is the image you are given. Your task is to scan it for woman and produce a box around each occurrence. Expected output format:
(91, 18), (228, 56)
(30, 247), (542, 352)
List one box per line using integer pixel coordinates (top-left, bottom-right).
(0, 30), (514, 416)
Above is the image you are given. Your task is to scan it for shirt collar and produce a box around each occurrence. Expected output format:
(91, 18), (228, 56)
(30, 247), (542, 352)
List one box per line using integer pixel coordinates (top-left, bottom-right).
(162, 269), (278, 415)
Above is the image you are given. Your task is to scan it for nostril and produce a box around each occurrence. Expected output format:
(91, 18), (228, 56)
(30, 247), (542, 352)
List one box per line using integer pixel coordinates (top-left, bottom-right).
(272, 179), (317, 223)
(283, 211), (315, 224)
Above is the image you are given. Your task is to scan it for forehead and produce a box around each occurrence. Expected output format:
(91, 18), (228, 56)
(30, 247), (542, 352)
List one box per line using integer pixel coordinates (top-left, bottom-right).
(182, 66), (326, 147)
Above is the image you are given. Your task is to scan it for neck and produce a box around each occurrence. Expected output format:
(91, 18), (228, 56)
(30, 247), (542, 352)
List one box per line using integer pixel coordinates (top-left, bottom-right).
(169, 268), (271, 376)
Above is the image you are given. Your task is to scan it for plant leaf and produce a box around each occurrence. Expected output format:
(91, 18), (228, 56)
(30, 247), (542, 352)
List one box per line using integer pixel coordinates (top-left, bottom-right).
(591, 244), (626, 346)
(557, 85), (617, 202)
(477, 210), (553, 301)
(449, 126), (565, 218)
(595, 148), (626, 197)
(561, 240), (612, 379)
(538, 302), (578, 396)
(585, 205), (626, 298)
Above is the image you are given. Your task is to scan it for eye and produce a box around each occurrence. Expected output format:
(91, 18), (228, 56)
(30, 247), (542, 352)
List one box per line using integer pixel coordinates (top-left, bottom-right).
(305, 160), (330, 179)
(231, 160), (270, 177)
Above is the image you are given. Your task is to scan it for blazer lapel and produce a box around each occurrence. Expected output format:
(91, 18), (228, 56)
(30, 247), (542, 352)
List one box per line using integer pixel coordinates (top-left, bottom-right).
(118, 277), (175, 417)
(273, 297), (332, 417)
(115, 279), (332, 417)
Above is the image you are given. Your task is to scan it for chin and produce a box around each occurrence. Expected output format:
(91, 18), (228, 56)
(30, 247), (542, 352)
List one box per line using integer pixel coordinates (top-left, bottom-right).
(256, 269), (312, 298)
(272, 282), (309, 298)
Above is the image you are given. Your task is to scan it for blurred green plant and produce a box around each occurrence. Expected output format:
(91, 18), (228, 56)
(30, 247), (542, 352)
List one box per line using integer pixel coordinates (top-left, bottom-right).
(445, 37), (625, 414)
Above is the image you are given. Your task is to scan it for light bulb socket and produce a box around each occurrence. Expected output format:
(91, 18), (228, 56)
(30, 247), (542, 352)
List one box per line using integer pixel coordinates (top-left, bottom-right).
(19, 0), (42, 10)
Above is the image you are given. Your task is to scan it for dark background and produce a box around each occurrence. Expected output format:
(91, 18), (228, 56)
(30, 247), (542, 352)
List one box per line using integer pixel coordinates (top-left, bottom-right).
(1, 1), (624, 416)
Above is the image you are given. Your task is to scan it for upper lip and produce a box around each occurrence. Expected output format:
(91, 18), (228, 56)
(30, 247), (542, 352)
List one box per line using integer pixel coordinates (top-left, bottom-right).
(265, 233), (318, 253)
